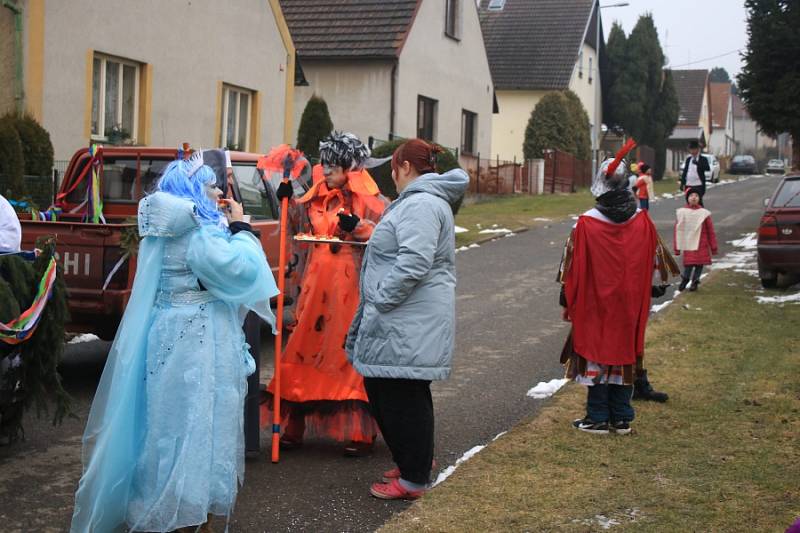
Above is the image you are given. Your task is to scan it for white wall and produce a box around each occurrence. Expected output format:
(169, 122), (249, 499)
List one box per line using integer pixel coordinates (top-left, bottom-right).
(40, 0), (290, 160)
(491, 90), (544, 161)
(293, 59), (394, 145)
(395, 0), (494, 156)
(568, 43), (601, 151)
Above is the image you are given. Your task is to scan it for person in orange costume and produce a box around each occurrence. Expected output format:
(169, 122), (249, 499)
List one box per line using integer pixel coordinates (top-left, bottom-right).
(264, 132), (388, 456)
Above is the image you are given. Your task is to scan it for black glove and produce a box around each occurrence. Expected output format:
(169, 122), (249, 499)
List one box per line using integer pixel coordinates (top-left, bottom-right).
(337, 212), (360, 233)
(651, 284), (669, 298)
(276, 181), (293, 201)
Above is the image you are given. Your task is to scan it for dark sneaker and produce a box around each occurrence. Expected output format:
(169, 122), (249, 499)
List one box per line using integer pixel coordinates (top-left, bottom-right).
(633, 370), (669, 402)
(678, 277), (689, 291)
(610, 421), (632, 435)
(689, 280), (700, 292)
(572, 417), (610, 434)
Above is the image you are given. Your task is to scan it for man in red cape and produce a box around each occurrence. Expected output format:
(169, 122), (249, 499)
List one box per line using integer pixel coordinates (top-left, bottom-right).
(558, 140), (677, 434)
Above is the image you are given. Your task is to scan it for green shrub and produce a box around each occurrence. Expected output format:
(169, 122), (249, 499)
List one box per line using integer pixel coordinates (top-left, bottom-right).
(370, 139), (460, 199)
(0, 116), (25, 198)
(296, 95), (333, 161)
(10, 114), (54, 177)
(523, 92), (576, 160)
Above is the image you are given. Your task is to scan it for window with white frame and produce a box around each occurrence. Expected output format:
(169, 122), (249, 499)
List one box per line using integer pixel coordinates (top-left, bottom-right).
(91, 54), (140, 142)
(220, 84), (253, 151)
(445, 0), (461, 40)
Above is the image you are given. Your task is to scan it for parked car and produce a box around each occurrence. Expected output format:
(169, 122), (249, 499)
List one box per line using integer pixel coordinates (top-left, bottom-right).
(730, 154), (758, 175)
(757, 174), (800, 288)
(18, 146), (302, 339)
(765, 159), (786, 175)
(703, 153), (721, 183)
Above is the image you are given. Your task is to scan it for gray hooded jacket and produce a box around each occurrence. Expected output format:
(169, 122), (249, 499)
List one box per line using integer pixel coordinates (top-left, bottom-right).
(346, 168), (469, 380)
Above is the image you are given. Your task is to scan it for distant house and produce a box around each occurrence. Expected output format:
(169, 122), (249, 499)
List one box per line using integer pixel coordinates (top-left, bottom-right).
(666, 69), (710, 173)
(708, 82), (735, 158)
(732, 93), (775, 154)
(283, 0), (495, 163)
(478, 0), (603, 162)
(3, 0), (296, 161)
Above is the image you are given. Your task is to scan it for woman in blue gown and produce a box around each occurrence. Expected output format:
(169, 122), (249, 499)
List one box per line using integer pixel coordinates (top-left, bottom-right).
(70, 156), (278, 532)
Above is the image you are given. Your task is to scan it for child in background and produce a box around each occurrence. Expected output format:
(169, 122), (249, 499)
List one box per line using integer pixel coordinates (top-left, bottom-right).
(635, 163), (654, 211)
(674, 187), (718, 291)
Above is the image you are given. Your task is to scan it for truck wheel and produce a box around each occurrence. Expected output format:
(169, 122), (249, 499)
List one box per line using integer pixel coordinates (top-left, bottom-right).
(760, 276), (777, 289)
(96, 320), (120, 341)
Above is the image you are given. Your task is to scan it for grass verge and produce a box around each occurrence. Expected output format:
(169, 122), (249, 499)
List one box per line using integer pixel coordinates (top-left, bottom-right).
(381, 270), (800, 532)
(455, 180), (680, 247)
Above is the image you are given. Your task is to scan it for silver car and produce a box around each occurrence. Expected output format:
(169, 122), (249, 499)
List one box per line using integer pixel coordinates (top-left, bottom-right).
(703, 154), (721, 183)
(766, 159), (786, 175)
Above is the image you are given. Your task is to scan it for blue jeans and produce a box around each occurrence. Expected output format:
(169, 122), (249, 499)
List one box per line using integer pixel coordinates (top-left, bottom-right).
(586, 384), (635, 423)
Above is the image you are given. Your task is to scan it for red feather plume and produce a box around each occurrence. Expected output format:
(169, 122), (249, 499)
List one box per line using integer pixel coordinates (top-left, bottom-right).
(606, 138), (638, 177)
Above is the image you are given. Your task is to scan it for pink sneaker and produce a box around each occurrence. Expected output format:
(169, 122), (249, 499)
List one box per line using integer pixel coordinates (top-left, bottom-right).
(382, 460), (437, 482)
(370, 479), (426, 500)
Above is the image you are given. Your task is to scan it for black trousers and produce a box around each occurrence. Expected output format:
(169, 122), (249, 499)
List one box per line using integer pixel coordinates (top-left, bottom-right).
(682, 265), (704, 281)
(364, 377), (434, 485)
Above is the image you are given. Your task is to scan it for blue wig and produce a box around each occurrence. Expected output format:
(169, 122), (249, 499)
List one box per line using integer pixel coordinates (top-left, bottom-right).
(156, 160), (221, 223)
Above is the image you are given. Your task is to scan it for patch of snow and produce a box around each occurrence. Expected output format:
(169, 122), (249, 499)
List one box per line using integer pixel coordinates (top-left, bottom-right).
(526, 378), (569, 399)
(68, 333), (101, 344)
(492, 431), (507, 441)
(571, 216), (579, 221)
(661, 192), (673, 199)
(454, 225), (469, 234)
(651, 300), (673, 313)
(756, 292), (800, 305)
(504, 232), (516, 238)
(478, 228), (512, 234)
(729, 232), (757, 250)
(433, 445), (486, 486)
(468, 243), (480, 249)
(533, 217), (552, 222)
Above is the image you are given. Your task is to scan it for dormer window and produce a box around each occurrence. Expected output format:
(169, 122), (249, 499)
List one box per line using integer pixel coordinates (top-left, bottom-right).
(445, 0), (461, 40)
(487, 0), (506, 10)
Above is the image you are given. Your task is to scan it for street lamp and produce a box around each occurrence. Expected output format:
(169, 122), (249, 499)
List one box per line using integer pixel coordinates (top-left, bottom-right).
(593, 1), (629, 178)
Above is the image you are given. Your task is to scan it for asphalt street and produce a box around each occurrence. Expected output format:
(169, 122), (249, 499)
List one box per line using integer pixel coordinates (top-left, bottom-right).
(0, 174), (783, 532)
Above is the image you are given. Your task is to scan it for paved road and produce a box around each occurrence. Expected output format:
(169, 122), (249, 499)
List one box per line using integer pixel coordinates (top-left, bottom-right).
(0, 175), (782, 532)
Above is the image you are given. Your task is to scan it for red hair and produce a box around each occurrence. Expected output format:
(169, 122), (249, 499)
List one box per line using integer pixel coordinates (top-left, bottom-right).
(391, 139), (444, 175)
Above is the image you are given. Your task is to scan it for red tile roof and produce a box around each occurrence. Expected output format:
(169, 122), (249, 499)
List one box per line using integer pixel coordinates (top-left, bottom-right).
(709, 82), (731, 130)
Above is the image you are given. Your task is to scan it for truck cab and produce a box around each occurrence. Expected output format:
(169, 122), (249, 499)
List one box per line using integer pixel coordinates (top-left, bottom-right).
(20, 147), (294, 339)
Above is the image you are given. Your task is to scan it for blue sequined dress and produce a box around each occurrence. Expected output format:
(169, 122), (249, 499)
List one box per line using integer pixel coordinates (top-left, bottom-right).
(71, 192), (278, 532)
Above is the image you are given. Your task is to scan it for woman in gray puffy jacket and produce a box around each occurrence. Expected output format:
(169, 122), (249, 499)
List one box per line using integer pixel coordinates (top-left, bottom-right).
(346, 138), (468, 500)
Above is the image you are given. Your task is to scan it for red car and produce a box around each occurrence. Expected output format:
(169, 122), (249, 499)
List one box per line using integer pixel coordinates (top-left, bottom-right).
(757, 174), (800, 288)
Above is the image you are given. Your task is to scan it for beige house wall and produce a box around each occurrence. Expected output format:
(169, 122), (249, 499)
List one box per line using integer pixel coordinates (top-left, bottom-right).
(293, 60), (394, 145)
(491, 90), (545, 161)
(36, 0), (291, 161)
(396, 0), (493, 156)
(699, 84), (711, 144)
(0, 8), (15, 116)
(568, 43), (601, 148)
(492, 46), (600, 162)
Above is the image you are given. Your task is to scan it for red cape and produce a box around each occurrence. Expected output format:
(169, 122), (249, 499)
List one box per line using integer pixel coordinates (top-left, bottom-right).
(565, 211), (657, 366)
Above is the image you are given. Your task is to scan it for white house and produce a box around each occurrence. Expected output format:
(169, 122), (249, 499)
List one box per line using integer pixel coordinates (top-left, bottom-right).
(478, 0), (603, 162)
(283, 0), (495, 163)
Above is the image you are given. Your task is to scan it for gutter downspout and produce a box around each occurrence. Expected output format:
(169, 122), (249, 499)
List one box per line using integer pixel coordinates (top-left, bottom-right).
(389, 59), (397, 140)
(3, 0), (23, 114)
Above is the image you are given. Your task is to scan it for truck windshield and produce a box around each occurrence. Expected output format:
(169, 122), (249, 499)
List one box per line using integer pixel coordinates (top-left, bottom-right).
(233, 164), (277, 220)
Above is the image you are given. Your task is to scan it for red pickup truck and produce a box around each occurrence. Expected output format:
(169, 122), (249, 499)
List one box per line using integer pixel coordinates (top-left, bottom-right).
(19, 147), (295, 339)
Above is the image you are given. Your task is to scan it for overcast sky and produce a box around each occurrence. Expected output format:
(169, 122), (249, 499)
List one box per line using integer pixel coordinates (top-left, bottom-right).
(604, 0), (748, 79)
